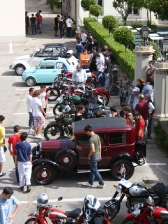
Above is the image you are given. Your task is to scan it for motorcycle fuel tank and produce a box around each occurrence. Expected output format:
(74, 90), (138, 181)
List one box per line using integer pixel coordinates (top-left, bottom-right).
(48, 208), (67, 220)
(152, 207), (168, 219)
(129, 184), (149, 197)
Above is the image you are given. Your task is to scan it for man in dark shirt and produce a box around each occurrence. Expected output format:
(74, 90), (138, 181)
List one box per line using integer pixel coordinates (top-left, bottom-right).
(30, 14), (37, 35)
(54, 15), (60, 37)
(76, 40), (84, 59)
(15, 132), (32, 193)
(104, 53), (111, 90)
(59, 17), (64, 39)
(25, 11), (29, 35)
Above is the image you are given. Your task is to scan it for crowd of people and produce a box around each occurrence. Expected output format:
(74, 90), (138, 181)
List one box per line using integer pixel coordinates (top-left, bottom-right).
(25, 10), (43, 35)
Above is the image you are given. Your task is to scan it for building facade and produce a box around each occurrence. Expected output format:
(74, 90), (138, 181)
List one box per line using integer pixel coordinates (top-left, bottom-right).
(61, 0), (168, 27)
(0, 0), (26, 43)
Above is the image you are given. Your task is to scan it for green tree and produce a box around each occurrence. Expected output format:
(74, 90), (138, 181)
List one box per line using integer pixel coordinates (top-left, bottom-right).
(146, 41), (161, 60)
(113, 27), (135, 51)
(47, 0), (62, 9)
(148, 0), (168, 20)
(102, 15), (119, 36)
(81, 0), (96, 11)
(113, 0), (140, 25)
(89, 4), (102, 21)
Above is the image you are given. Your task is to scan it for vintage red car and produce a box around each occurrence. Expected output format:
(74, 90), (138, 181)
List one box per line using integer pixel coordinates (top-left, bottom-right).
(32, 117), (146, 185)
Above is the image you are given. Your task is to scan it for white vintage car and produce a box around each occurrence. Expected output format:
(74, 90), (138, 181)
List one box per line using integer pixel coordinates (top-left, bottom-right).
(9, 43), (78, 75)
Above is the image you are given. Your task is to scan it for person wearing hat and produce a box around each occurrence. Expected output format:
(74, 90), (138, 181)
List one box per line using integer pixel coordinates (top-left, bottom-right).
(0, 115), (5, 177)
(128, 87), (140, 113)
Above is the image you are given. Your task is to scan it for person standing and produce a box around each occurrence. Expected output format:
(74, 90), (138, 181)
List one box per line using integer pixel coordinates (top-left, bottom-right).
(59, 16), (64, 39)
(66, 16), (73, 38)
(104, 53), (111, 90)
(133, 111), (145, 142)
(26, 87), (35, 135)
(8, 125), (21, 182)
(39, 85), (48, 113)
(30, 14), (37, 35)
(15, 132), (32, 192)
(128, 87), (140, 113)
(96, 54), (104, 87)
(54, 15), (60, 37)
(116, 74), (130, 106)
(25, 11), (29, 35)
(0, 115), (5, 177)
(79, 49), (90, 69)
(81, 31), (87, 46)
(31, 90), (46, 138)
(37, 11), (43, 34)
(89, 47), (99, 73)
(0, 187), (21, 224)
(145, 94), (155, 139)
(72, 65), (87, 90)
(76, 40), (84, 59)
(83, 125), (105, 188)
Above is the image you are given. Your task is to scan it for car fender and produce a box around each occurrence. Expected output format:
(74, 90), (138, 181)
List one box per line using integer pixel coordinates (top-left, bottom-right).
(25, 75), (38, 83)
(13, 61), (29, 69)
(32, 158), (73, 172)
(110, 153), (134, 165)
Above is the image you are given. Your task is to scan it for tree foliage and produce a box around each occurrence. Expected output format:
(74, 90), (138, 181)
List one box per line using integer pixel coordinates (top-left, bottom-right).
(102, 16), (119, 36)
(81, 0), (96, 11)
(113, 27), (135, 51)
(89, 4), (102, 20)
(148, 0), (168, 20)
(146, 41), (161, 60)
(113, 0), (140, 25)
(47, 0), (62, 9)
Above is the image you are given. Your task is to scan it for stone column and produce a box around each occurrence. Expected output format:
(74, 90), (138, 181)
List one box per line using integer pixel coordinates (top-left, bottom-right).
(153, 62), (168, 118)
(134, 46), (155, 82)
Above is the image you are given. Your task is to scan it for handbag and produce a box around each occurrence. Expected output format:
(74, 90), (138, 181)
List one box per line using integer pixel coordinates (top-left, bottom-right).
(3, 145), (7, 153)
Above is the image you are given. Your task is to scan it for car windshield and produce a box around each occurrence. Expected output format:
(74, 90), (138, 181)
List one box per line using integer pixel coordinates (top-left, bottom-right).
(30, 50), (37, 57)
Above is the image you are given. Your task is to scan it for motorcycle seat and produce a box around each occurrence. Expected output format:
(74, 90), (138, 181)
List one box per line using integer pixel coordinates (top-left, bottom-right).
(65, 208), (81, 218)
(148, 186), (168, 194)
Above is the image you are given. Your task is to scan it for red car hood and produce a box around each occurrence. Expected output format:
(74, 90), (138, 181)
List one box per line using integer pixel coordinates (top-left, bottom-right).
(42, 138), (75, 150)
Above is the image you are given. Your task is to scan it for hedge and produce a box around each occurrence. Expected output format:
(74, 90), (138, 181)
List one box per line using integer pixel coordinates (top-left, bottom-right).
(84, 18), (135, 79)
(155, 122), (168, 151)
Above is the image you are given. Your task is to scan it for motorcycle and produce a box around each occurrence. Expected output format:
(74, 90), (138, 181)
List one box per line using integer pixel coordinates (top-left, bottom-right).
(121, 198), (168, 224)
(25, 194), (81, 224)
(78, 195), (111, 224)
(46, 71), (98, 101)
(44, 112), (73, 141)
(104, 178), (168, 221)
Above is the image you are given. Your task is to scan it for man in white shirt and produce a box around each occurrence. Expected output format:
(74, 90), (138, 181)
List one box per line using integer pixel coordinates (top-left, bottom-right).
(66, 16), (73, 38)
(81, 30), (87, 46)
(30, 90), (46, 139)
(128, 87), (140, 113)
(96, 54), (104, 86)
(26, 88), (35, 134)
(39, 85), (48, 113)
(72, 65), (87, 90)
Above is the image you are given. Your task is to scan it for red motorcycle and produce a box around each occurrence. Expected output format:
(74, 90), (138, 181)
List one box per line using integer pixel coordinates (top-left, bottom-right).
(121, 199), (168, 224)
(25, 195), (81, 224)
(46, 71), (98, 101)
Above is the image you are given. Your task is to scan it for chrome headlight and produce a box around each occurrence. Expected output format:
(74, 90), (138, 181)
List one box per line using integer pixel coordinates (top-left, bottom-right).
(116, 184), (122, 193)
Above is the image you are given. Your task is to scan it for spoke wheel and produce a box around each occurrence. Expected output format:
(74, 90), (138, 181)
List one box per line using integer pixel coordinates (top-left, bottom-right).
(44, 124), (64, 140)
(53, 103), (65, 116)
(46, 88), (59, 101)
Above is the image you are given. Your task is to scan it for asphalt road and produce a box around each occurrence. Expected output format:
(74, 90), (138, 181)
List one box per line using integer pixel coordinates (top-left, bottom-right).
(0, 2), (168, 224)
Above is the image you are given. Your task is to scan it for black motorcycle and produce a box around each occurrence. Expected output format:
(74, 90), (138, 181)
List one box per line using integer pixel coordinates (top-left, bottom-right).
(104, 178), (168, 221)
(44, 112), (73, 141)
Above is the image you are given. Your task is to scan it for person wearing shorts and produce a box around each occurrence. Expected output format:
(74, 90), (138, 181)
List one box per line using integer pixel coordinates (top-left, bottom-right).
(30, 90), (46, 139)
(0, 115), (6, 177)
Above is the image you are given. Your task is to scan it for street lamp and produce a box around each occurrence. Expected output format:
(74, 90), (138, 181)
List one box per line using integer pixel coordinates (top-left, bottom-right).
(140, 25), (150, 46)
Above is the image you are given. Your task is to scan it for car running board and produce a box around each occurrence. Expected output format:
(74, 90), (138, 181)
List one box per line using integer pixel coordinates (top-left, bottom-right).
(77, 169), (110, 173)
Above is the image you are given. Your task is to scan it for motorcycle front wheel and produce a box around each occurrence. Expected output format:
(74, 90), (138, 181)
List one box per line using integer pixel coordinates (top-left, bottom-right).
(106, 202), (120, 221)
(121, 218), (145, 224)
(44, 124), (64, 141)
(53, 103), (65, 116)
(25, 218), (41, 224)
(46, 88), (59, 101)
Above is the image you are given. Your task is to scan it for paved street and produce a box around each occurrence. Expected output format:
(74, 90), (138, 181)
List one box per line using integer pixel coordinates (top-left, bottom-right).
(0, 0), (168, 223)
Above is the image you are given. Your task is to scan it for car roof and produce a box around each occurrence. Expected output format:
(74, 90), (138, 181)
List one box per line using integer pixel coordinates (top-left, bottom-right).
(73, 117), (132, 134)
(44, 43), (66, 47)
(42, 57), (69, 63)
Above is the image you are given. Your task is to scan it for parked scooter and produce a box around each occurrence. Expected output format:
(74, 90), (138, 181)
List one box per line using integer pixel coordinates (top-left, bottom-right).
(25, 194), (81, 224)
(104, 178), (168, 221)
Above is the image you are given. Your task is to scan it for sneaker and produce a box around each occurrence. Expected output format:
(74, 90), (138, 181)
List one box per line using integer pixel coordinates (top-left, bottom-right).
(97, 184), (105, 188)
(27, 185), (31, 193)
(20, 186), (24, 192)
(36, 135), (43, 139)
(82, 182), (93, 187)
(0, 173), (6, 177)
(28, 129), (35, 135)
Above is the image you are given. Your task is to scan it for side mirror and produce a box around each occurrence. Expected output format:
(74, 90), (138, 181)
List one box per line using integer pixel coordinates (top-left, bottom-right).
(58, 196), (63, 201)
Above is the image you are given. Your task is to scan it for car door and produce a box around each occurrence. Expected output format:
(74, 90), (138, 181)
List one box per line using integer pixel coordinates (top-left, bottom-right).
(106, 132), (128, 163)
(76, 133), (108, 168)
(35, 62), (55, 83)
